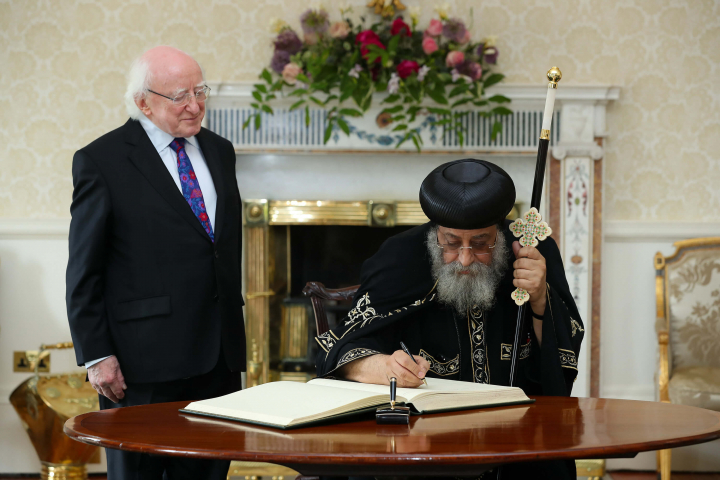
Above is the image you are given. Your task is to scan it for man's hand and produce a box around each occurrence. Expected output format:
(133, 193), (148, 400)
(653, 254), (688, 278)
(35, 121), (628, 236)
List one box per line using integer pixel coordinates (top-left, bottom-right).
(87, 355), (127, 403)
(337, 351), (430, 388)
(512, 241), (547, 316)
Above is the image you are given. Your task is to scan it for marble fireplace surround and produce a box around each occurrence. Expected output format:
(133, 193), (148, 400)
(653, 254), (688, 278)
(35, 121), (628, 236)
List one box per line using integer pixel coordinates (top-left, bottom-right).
(206, 83), (619, 398)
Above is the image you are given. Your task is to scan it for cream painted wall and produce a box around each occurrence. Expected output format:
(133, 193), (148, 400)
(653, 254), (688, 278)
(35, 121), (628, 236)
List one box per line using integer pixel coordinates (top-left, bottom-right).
(1, 0), (719, 220)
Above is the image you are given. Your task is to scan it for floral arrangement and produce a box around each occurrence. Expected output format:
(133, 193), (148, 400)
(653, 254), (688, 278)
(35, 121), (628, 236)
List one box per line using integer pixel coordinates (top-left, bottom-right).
(245, 3), (511, 150)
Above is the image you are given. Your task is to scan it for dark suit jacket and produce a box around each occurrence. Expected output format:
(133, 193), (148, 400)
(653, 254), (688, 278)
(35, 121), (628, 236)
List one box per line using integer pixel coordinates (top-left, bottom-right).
(66, 119), (246, 384)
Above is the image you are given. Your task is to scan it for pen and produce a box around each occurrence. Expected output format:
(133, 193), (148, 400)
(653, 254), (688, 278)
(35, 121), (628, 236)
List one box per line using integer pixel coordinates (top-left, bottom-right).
(390, 377), (396, 410)
(399, 341), (428, 386)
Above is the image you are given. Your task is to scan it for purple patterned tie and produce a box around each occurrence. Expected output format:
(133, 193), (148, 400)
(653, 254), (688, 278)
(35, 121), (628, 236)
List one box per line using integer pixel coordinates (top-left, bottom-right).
(169, 138), (214, 242)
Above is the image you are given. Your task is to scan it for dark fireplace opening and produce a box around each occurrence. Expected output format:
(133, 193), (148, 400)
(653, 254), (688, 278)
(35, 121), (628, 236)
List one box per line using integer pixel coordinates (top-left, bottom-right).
(289, 225), (415, 296)
(273, 224), (415, 377)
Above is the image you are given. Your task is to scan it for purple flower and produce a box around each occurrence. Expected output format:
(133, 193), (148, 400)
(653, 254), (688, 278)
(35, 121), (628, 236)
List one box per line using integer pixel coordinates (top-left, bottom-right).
(300, 8), (329, 35)
(270, 49), (291, 74)
(484, 46), (499, 64)
(456, 60), (482, 81)
(274, 29), (303, 54)
(442, 18), (467, 43)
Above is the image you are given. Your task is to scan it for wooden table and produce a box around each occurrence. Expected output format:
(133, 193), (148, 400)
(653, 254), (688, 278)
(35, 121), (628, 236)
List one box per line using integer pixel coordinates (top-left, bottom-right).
(64, 396), (720, 477)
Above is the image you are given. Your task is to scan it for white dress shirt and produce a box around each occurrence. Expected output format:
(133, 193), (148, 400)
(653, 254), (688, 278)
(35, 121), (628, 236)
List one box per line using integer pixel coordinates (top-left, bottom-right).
(85, 116), (218, 369)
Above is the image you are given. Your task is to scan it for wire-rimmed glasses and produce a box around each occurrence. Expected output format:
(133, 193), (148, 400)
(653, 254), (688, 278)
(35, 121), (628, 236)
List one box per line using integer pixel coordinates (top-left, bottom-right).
(436, 232), (498, 258)
(147, 85), (211, 107)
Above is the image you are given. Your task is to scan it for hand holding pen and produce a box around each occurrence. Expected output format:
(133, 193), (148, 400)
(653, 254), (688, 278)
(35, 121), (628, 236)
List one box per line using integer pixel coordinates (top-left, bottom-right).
(399, 342), (428, 386)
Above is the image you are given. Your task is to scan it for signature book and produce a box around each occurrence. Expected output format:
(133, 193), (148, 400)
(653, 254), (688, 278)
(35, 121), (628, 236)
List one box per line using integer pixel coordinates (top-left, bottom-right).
(180, 378), (533, 429)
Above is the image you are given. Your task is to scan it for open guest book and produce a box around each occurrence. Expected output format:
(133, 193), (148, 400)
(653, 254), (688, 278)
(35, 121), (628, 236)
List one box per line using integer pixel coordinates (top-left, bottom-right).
(181, 377), (533, 429)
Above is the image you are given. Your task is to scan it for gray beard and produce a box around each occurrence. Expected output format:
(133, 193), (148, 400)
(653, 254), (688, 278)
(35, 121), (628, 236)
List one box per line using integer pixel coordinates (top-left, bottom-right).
(426, 225), (509, 315)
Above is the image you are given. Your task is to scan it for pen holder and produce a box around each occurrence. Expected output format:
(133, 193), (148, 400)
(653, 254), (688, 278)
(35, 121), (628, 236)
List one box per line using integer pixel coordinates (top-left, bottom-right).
(376, 404), (410, 425)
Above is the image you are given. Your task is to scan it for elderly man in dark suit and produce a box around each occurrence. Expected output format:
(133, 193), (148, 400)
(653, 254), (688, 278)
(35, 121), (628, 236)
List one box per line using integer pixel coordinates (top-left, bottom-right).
(66, 46), (245, 480)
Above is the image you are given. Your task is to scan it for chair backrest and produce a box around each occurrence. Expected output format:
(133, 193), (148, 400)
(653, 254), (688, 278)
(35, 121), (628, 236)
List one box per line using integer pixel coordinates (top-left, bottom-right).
(655, 237), (720, 374)
(302, 282), (359, 335)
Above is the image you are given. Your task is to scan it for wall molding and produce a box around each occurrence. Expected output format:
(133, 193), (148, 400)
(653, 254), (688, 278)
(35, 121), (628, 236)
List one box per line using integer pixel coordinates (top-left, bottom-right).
(0, 219), (70, 238)
(604, 221), (720, 243)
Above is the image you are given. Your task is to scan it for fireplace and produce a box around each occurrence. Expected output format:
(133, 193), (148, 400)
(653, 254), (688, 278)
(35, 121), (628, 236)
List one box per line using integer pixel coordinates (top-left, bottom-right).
(207, 82), (618, 397)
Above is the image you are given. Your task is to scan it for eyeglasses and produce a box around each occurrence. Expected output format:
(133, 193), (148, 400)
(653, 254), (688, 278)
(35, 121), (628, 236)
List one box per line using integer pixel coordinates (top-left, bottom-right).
(436, 232), (498, 257)
(147, 85), (210, 107)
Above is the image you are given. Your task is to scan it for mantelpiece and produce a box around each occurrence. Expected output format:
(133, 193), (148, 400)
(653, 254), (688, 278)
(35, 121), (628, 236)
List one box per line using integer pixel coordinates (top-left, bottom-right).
(205, 82), (619, 398)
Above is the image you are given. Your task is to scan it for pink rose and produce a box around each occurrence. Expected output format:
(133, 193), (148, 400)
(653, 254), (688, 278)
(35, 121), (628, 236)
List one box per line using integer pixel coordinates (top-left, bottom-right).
(397, 60), (420, 79)
(445, 50), (465, 67)
(422, 37), (438, 54)
(329, 21), (350, 39)
(282, 62), (303, 85)
(304, 32), (319, 45)
(425, 19), (443, 36)
(459, 29), (471, 44)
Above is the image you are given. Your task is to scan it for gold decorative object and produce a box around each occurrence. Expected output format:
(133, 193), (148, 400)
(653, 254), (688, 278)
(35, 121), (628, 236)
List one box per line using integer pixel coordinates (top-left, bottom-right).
(367, 0), (406, 18)
(9, 341), (100, 480)
(227, 460), (298, 480)
(508, 208), (552, 306)
(246, 339), (262, 388)
(575, 459), (605, 480)
(547, 66), (562, 88)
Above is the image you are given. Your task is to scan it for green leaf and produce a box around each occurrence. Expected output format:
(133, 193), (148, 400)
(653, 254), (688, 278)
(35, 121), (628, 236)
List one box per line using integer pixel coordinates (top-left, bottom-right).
(451, 97), (473, 108)
(323, 94), (338, 105)
(296, 73), (310, 83)
(252, 91), (263, 102)
(265, 94), (276, 101)
(339, 108), (363, 117)
(289, 99), (306, 111)
(427, 90), (448, 105)
(254, 114), (261, 130)
(411, 135), (421, 152)
(337, 118), (350, 135)
(448, 84), (469, 98)
(392, 124), (407, 131)
(339, 88), (355, 103)
(406, 106), (421, 116)
(396, 132), (411, 149)
(488, 94), (511, 104)
(254, 84), (267, 93)
(289, 88), (309, 97)
(261, 69), (272, 84)
(388, 34), (400, 54)
(456, 129), (464, 147)
(324, 122), (333, 144)
(382, 94), (401, 104)
(242, 115), (252, 130)
(305, 106), (311, 127)
(309, 96), (324, 106)
(271, 80), (284, 92)
(491, 106), (513, 116)
(431, 118), (452, 126)
(381, 105), (403, 114)
(427, 107), (451, 115)
(483, 73), (504, 89)
(473, 100), (489, 107)
(261, 104), (273, 114)
(250, 102), (260, 109)
(391, 114), (406, 121)
(491, 121), (503, 141)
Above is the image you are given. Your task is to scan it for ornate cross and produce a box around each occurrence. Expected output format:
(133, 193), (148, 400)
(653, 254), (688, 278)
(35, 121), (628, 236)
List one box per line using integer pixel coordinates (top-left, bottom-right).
(509, 208), (552, 306)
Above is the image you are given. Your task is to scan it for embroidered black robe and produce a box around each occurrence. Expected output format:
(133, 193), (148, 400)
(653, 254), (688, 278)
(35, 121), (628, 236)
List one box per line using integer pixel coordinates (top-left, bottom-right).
(315, 221), (585, 479)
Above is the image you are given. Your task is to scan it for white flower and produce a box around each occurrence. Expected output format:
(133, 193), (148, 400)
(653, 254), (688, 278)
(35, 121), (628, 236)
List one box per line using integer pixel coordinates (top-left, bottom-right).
(348, 64), (363, 79)
(409, 6), (421, 23)
(484, 35), (498, 47)
(388, 73), (400, 94)
(269, 18), (288, 33)
(451, 69), (471, 83)
(434, 2), (450, 20)
(296, 81), (308, 90)
(417, 65), (430, 81)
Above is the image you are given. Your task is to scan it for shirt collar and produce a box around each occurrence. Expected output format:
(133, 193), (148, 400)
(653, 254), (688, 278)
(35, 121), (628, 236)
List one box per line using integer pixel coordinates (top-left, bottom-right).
(137, 115), (200, 153)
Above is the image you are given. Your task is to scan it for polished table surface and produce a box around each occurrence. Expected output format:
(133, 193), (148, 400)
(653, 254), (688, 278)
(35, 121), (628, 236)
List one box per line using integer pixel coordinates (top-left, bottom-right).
(65, 396), (720, 476)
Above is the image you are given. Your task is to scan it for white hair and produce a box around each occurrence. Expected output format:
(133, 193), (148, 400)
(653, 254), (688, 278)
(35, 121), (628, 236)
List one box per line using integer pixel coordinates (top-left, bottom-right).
(123, 47), (206, 120)
(124, 56), (153, 120)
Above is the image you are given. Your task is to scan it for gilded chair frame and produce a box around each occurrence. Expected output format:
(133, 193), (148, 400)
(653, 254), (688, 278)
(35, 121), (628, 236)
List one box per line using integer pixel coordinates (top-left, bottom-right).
(654, 236), (720, 480)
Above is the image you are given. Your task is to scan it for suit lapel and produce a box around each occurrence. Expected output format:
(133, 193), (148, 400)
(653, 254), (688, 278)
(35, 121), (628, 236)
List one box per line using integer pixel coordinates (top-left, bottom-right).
(197, 128), (226, 245)
(124, 120), (213, 243)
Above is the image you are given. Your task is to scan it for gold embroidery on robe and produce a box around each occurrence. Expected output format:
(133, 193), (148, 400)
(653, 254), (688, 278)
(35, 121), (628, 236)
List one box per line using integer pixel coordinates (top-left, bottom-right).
(468, 306), (489, 384)
(559, 348), (578, 370)
(419, 349), (459, 376)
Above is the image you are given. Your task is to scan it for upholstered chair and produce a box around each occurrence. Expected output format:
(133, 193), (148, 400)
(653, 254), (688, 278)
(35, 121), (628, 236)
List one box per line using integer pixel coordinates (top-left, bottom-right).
(654, 237), (720, 480)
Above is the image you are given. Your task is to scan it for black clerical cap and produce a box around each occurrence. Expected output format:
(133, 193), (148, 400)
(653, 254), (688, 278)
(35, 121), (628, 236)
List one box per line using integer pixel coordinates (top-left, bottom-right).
(419, 159), (516, 229)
